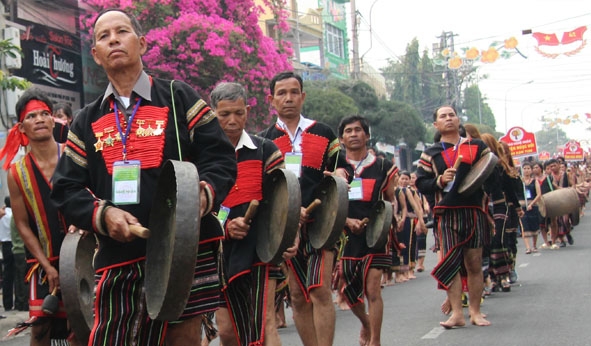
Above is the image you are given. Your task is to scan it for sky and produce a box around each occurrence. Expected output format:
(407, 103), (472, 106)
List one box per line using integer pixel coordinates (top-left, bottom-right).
(299, 0), (591, 147)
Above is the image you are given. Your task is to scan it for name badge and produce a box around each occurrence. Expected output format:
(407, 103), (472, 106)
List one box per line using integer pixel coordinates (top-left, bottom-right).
(525, 189), (532, 199)
(349, 178), (363, 200)
(217, 205), (230, 228)
(112, 160), (141, 205)
(285, 153), (303, 177)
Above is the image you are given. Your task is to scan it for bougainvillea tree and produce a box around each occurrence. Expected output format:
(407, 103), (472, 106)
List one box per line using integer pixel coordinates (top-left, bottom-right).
(80, 0), (293, 130)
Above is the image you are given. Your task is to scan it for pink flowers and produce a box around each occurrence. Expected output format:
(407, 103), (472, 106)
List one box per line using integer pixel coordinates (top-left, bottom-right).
(81, 0), (293, 130)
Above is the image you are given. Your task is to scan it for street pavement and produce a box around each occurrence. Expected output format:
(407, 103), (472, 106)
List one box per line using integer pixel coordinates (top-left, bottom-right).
(2, 204), (590, 345)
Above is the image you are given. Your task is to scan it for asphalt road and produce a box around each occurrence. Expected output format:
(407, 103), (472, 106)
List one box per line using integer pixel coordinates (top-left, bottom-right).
(2, 205), (590, 345)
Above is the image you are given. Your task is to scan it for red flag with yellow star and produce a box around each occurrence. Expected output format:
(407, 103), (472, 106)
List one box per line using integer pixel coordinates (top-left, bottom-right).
(532, 32), (560, 46)
(561, 26), (587, 44)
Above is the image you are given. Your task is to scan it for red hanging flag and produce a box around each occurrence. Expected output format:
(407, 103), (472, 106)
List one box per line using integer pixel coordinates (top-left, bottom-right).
(561, 26), (587, 44)
(532, 32), (560, 46)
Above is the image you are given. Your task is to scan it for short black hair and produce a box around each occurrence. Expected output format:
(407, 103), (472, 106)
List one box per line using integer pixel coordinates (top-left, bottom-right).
(432, 105), (457, 122)
(338, 115), (370, 138)
(15, 88), (53, 121)
(53, 103), (73, 120)
(4, 196), (9, 208)
(400, 170), (411, 178)
(92, 8), (143, 44)
(269, 71), (303, 96)
(544, 158), (558, 169)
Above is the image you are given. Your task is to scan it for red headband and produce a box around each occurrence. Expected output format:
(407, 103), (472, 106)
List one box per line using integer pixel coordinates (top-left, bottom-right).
(19, 100), (51, 122)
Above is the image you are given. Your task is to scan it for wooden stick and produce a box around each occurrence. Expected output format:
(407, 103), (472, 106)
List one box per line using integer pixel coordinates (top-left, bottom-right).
(50, 286), (58, 296)
(243, 200), (259, 223)
(360, 217), (370, 227)
(306, 199), (322, 214)
(453, 155), (463, 170)
(129, 224), (150, 239)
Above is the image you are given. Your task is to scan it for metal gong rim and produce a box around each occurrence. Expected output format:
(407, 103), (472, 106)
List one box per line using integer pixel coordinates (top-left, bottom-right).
(255, 168), (301, 265)
(145, 160), (200, 321)
(59, 232), (97, 344)
(308, 175), (349, 249)
(366, 200), (393, 249)
(458, 152), (498, 195)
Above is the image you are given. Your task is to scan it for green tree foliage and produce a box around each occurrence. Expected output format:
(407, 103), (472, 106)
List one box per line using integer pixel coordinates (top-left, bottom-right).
(368, 100), (425, 151)
(462, 85), (496, 129)
(302, 86), (359, 131)
(535, 127), (569, 154)
(0, 39), (30, 91)
(381, 38), (446, 122)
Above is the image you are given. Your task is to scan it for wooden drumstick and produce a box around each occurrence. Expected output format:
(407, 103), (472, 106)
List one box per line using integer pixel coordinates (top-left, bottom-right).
(129, 224), (150, 239)
(360, 217), (369, 227)
(306, 199), (322, 214)
(453, 155), (463, 170)
(243, 200), (259, 224)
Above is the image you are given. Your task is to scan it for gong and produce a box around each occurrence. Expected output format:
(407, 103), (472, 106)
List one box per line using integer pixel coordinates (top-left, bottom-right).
(59, 232), (97, 344)
(307, 175), (349, 249)
(145, 160), (201, 321)
(366, 200), (393, 249)
(458, 152), (498, 195)
(254, 168), (301, 265)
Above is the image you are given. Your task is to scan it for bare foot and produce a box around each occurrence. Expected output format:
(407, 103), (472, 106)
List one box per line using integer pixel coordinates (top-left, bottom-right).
(359, 325), (370, 346)
(440, 315), (466, 329)
(440, 298), (451, 315)
(470, 313), (491, 326)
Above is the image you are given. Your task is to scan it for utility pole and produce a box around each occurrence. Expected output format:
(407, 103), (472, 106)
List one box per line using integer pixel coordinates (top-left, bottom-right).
(350, 0), (360, 79)
(436, 31), (460, 109)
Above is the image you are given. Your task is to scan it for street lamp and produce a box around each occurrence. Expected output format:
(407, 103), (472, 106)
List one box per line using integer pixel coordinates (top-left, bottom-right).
(520, 99), (544, 128)
(504, 80), (534, 132)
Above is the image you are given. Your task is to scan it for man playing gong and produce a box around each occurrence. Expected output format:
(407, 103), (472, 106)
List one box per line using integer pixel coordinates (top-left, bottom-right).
(416, 105), (492, 328)
(336, 115), (398, 346)
(259, 71), (343, 346)
(210, 82), (297, 345)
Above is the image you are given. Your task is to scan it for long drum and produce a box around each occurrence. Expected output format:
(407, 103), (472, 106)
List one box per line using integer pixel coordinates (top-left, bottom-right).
(255, 168), (301, 265)
(366, 200), (393, 249)
(146, 160), (201, 321)
(307, 175), (349, 249)
(458, 152), (498, 195)
(59, 232), (97, 344)
(538, 187), (580, 218)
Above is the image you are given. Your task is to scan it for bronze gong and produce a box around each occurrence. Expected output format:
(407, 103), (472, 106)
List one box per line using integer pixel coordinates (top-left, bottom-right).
(59, 232), (97, 344)
(365, 200), (393, 249)
(307, 175), (349, 249)
(458, 152), (498, 195)
(145, 160), (201, 321)
(254, 168), (301, 265)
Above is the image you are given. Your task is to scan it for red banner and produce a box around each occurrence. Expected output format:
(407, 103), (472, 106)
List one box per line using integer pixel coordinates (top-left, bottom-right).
(538, 151), (551, 161)
(562, 140), (584, 161)
(499, 127), (538, 158)
(532, 32), (560, 46)
(561, 26), (587, 45)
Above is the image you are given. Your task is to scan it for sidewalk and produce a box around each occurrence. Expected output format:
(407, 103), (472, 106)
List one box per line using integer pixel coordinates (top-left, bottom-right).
(0, 291), (30, 340)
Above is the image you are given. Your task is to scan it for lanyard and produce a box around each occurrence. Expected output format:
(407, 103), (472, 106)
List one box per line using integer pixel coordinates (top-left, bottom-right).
(114, 98), (142, 161)
(441, 138), (461, 168)
(353, 152), (369, 177)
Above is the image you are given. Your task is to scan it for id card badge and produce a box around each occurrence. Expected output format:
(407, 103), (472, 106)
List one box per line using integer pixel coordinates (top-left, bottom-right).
(525, 189), (532, 199)
(285, 153), (303, 177)
(349, 178), (363, 200)
(112, 160), (141, 205)
(443, 178), (454, 193)
(217, 206), (230, 228)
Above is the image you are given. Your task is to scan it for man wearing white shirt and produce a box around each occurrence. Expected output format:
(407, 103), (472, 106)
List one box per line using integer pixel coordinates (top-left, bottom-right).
(259, 72), (342, 346)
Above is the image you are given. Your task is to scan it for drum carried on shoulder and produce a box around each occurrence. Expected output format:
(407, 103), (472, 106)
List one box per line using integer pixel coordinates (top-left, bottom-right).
(538, 187), (580, 218)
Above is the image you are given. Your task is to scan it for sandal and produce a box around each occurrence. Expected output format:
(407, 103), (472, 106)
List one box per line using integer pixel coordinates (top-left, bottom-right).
(532, 247), (538, 253)
(525, 249), (532, 254)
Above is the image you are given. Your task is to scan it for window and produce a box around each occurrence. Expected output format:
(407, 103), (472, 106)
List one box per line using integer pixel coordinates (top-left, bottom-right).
(326, 24), (344, 58)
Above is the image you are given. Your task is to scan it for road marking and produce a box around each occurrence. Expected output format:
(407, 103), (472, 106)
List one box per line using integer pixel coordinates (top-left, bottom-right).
(421, 327), (445, 339)
(519, 263), (529, 268)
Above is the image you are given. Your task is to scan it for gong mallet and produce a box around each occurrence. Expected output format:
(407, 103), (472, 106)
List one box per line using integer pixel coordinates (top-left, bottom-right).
(360, 217), (370, 228)
(129, 224), (151, 239)
(305, 199), (322, 214)
(41, 286), (59, 314)
(243, 200), (260, 224)
(453, 155), (463, 170)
